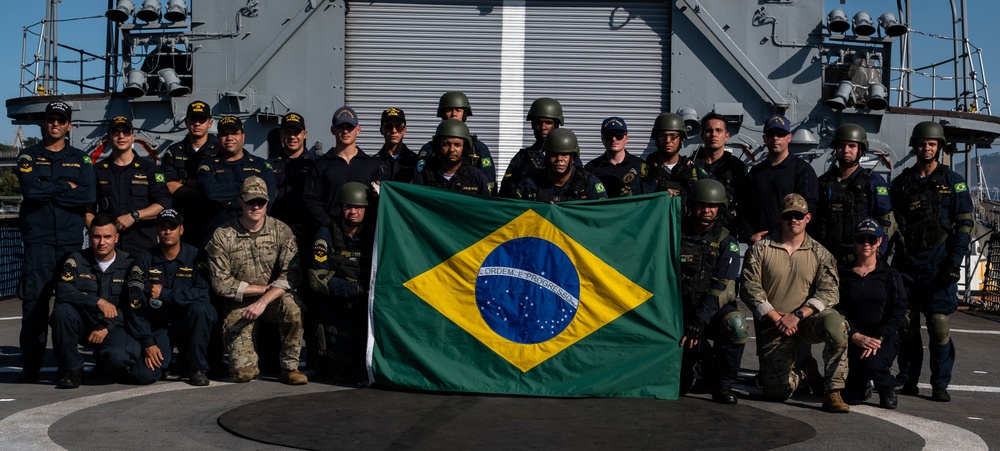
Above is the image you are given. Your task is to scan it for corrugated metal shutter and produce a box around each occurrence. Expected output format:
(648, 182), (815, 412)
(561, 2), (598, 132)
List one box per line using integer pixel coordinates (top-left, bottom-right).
(345, 1), (669, 176)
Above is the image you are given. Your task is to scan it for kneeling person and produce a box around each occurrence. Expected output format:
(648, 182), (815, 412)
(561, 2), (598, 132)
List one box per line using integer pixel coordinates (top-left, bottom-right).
(207, 177), (307, 385)
(123, 209), (217, 385)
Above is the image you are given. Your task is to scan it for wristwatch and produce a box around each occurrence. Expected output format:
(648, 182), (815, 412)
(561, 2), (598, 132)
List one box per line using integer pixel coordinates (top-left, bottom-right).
(130, 210), (140, 221)
(793, 309), (805, 319)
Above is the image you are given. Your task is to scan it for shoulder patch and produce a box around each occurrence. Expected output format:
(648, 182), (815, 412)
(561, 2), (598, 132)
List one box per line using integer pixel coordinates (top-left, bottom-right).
(595, 182), (606, 193)
(130, 299), (142, 309)
(154, 173), (165, 183)
(955, 182), (968, 192)
(481, 157), (492, 168)
(265, 162), (273, 170)
(65, 257), (77, 268)
(61, 270), (74, 282)
(83, 156), (92, 164)
(876, 186), (888, 196)
(197, 164), (211, 173)
(195, 261), (208, 270)
(729, 242), (740, 253)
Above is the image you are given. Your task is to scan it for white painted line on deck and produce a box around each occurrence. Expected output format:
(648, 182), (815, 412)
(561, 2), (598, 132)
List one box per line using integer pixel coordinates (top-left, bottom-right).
(853, 405), (988, 450)
(0, 381), (231, 450)
(0, 316), (21, 321)
(912, 382), (1000, 393)
(945, 328), (1000, 335)
(0, 398), (14, 402)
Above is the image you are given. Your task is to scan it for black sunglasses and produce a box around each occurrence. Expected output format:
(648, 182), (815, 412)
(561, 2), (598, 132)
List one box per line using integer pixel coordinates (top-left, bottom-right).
(765, 130), (790, 138)
(854, 235), (879, 245)
(246, 198), (268, 207)
(781, 211), (806, 221)
(602, 132), (627, 141)
(45, 116), (68, 124)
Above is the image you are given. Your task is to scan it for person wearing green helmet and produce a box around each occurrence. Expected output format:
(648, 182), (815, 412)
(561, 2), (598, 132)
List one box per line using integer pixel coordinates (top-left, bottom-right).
(891, 121), (974, 403)
(418, 92), (497, 192)
(678, 179), (745, 405)
(511, 128), (607, 202)
(500, 97), (581, 197)
(308, 181), (374, 382)
(412, 119), (491, 196)
(810, 123), (892, 265)
(643, 112), (699, 202)
(584, 117), (648, 197)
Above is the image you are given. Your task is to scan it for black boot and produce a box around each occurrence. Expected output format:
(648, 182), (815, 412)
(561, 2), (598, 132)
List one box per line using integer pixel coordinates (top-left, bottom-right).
(57, 369), (83, 389)
(879, 390), (898, 409)
(712, 386), (738, 404)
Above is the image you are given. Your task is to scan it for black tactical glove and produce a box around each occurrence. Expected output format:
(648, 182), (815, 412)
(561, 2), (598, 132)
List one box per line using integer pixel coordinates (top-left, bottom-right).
(684, 320), (706, 342)
(939, 259), (961, 285)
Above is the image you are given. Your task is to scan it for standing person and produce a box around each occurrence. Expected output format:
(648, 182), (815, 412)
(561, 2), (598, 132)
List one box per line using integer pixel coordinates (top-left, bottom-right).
(15, 101), (96, 383)
(373, 107), (418, 183)
(160, 100), (220, 245)
(195, 115), (276, 241)
(511, 128), (607, 202)
(89, 115), (171, 254)
(500, 97), (566, 197)
(49, 215), (129, 389)
(308, 182), (374, 382)
(811, 124), (892, 264)
(269, 112), (316, 244)
(678, 179), (747, 404)
(644, 113), (699, 201)
(412, 119), (491, 196)
(740, 194), (850, 413)
(736, 114), (819, 244)
(692, 112), (747, 228)
(836, 218), (907, 409)
(419, 92), (497, 192)
(120, 209), (217, 386)
(584, 117), (647, 198)
(890, 121), (974, 402)
(303, 106), (383, 229)
(207, 177), (307, 385)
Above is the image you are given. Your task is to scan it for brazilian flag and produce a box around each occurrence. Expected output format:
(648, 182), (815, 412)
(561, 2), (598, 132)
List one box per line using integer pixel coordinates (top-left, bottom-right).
(369, 182), (683, 399)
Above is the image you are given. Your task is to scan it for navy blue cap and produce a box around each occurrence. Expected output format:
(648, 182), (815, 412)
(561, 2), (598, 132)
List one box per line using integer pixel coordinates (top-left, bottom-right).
(853, 217), (883, 237)
(332, 106), (359, 127)
(601, 117), (628, 134)
(763, 114), (791, 134)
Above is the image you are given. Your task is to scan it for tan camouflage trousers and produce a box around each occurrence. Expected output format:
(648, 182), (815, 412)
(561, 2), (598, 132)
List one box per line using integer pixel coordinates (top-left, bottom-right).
(758, 309), (849, 401)
(221, 292), (304, 382)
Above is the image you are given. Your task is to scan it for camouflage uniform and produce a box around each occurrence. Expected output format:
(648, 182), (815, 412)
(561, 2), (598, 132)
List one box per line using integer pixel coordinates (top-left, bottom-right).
(740, 232), (848, 401)
(207, 216), (303, 381)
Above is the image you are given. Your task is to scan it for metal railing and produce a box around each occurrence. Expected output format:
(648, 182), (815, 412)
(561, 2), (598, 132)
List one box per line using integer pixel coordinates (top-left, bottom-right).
(0, 217), (24, 298)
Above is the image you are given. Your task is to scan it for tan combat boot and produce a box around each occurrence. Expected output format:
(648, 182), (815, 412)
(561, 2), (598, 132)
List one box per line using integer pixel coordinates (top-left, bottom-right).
(280, 368), (309, 385)
(822, 390), (850, 413)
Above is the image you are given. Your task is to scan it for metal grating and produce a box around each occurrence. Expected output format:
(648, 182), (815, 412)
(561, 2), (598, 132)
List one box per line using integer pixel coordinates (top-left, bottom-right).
(0, 217), (24, 298)
(978, 233), (1000, 311)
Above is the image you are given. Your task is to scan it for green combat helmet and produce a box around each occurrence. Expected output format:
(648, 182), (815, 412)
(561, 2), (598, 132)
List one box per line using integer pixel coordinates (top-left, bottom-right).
(830, 123), (869, 154)
(433, 119), (474, 150)
(335, 182), (369, 207)
(526, 97), (565, 125)
(541, 128), (580, 154)
(652, 113), (687, 140)
(437, 91), (472, 119)
(688, 179), (729, 207)
(909, 121), (946, 147)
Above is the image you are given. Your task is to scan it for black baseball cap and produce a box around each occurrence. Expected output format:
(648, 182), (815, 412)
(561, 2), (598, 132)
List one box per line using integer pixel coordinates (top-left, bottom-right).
(46, 101), (72, 121)
(109, 115), (134, 131)
(157, 209), (184, 225)
(218, 115), (244, 132)
(186, 100), (211, 119)
(381, 107), (406, 125)
(281, 112), (306, 131)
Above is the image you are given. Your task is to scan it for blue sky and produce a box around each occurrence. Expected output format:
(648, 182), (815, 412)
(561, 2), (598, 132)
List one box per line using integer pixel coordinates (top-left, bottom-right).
(2, 1), (998, 144)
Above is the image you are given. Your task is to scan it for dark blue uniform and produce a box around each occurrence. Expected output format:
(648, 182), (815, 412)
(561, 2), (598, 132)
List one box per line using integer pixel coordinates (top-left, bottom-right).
(159, 135), (220, 245)
(91, 154), (172, 254)
(836, 260), (907, 399)
(302, 148), (382, 227)
(412, 162), (492, 196)
(812, 166), (892, 262)
(679, 221), (744, 393)
(16, 143), (96, 373)
(512, 167), (608, 202)
(584, 151), (647, 198)
(374, 142), (419, 183)
(50, 249), (130, 374)
(195, 152), (276, 242)
(693, 149), (748, 229)
(501, 142), (583, 198)
(120, 244), (216, 384)
(735, 153), (819, 242)
(890, 163), (973, 391)
(269, 148), (317, 241)
(420, 138), (497, 193)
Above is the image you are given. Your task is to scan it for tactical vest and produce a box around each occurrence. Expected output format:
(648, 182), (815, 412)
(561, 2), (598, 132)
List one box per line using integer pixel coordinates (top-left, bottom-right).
(535, 168), (592, 203)
(329, 223), (367, 283)
(524, 148), (546, 175)
(422, 164), (481, 194)
(464, 135), (482, 168)
(679, 225), (729, 309)
(648, 156), (698, 196)
(892, 165), (949, 255)
(816, 168), (872, 249)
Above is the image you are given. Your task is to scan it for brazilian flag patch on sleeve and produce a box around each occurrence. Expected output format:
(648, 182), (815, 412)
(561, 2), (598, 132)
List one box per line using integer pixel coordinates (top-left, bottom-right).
(955, 182), (968, 192)
(876, 186), (888, 196)
(154, 173), (165, 183)
(729, 242), (740, 253)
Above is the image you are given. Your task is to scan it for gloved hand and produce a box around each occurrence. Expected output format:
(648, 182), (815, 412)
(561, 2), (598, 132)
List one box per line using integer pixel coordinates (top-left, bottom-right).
(684, 320), (706, 342)
(939, 259), (961, 285)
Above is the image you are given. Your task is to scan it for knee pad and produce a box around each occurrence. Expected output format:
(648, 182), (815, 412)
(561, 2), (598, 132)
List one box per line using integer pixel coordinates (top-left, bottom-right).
(822, 311), (849, 345)
(927, 313), (951, 347)
(722, 311), (750, 345)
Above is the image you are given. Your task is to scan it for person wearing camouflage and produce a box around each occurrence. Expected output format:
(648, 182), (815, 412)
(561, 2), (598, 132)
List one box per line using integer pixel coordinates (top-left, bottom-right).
(740, 193), (850, 413)
(207, 176), (307, 385)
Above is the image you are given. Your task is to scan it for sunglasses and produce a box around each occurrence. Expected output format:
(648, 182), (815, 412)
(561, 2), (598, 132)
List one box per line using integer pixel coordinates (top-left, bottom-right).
(45, 116), (68, 124)
(854, 235), (879, 245)
(109, 129), (132, 137)
(383, 123), (405, 132)
(660, 133), (682, 141)
(602, 132), (627, 141)
(765, 130), (790, 138)
(781, 211), (806, 221)
(246, 199), (268, 207)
